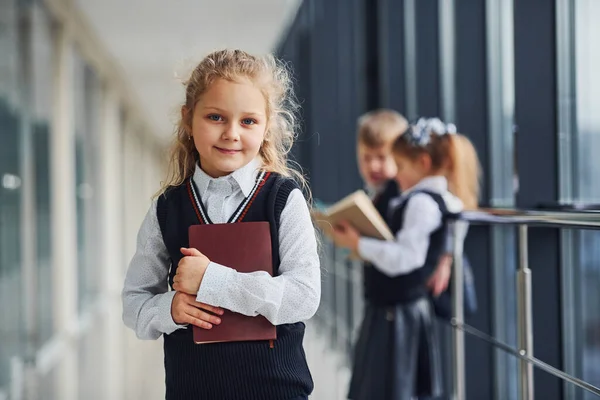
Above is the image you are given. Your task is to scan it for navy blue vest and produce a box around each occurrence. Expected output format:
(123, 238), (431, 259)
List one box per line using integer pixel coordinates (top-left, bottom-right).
(372, 180), (400, 220)
(363, 189), (449, 306)
(363, 180), (399, 302)
(156, 172), (313, 400)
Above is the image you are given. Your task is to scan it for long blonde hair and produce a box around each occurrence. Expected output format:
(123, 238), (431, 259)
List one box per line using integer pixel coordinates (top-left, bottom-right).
(159, 49), (309, 197)
(445, 134), (481, 209)
(392, 126), (481, 209)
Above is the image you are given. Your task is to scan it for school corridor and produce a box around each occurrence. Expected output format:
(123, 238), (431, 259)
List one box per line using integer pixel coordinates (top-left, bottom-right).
(1, 0), (600, 399)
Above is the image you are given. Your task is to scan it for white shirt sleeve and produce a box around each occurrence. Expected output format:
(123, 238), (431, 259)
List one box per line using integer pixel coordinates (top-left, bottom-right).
(196, 188), (321, 325)
(357, 193), (443, 277)
(121, 200), (187, 340)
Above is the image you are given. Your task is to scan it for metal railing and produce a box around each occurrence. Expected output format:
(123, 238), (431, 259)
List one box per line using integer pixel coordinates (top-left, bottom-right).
(450, 209), (600, 399)
(314, 207), (600, 400)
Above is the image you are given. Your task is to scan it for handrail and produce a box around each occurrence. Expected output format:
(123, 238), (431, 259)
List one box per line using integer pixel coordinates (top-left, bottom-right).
(315, 199), (600, 227)
(456, 208), (600, 229)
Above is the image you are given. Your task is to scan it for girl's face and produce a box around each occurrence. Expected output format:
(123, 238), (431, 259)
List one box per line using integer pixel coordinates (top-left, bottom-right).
(393, 153), (430, 191)
(188, 78), (267, 178)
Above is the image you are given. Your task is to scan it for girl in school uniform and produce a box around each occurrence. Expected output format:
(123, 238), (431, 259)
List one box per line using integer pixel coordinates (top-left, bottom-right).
(121, 49), (321, 400)
(332, 118), (481, 400)
(354, 110), (454, 301)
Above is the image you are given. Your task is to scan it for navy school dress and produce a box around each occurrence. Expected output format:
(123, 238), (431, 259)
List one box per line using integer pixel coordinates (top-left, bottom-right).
(156, 172), (313, 400)
(348, 184), (448, 400)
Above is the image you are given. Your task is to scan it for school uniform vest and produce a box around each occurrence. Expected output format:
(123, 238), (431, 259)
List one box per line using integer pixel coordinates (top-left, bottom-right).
(363, 189), (449, 306)
(156, 172), (313, 400)
(363, 180), (399, 301)
(372, 180), (400, 220)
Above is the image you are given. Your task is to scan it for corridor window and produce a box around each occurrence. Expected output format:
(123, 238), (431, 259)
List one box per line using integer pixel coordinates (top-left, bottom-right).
(573, 0), (600, 396)
(485, 0), (518, 398)
(557, 0), (600, 398)
(0, 0), (24, 394)
(74, 51), (101, 312)
(31, 3), (55, 347)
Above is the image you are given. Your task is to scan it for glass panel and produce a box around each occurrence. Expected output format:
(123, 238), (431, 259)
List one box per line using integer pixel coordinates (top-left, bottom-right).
(486, 0), (518, 398)
(558, 0), (600, 398)
(573, 0), (600, 397)
(577, 230), (600, 396)
(74, 52), (101, 311)
(0, 0), (24, 393)
(574, 3), (600, 201)
(31, 3), (54, 348)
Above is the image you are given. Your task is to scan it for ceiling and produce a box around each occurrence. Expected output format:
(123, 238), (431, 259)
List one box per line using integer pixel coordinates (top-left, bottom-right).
(76, 0), (301, 142)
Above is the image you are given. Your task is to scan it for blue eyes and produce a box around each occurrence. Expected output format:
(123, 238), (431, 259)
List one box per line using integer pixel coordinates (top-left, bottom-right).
(206, 114), (257, 125)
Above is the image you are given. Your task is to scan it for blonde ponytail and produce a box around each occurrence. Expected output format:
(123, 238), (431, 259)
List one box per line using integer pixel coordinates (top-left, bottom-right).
(446, 134), (481, 209)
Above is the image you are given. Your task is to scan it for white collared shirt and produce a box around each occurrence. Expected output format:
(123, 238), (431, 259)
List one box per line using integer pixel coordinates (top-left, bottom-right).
(122, 158), (321, 340)
(192, 158), (262, 223)
(364, 184), (381, 200)
(358, 176), (464, 277)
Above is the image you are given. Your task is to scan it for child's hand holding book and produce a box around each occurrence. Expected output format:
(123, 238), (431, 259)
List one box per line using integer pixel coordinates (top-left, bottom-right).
(330, 221), (363, 261)
(331, 221), (360, 252)
(311, 190), (395, 242)
(173, 247), (210, 295)
(171, 292), (224, 329)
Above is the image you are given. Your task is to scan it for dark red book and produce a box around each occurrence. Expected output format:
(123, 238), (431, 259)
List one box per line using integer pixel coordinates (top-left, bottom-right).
(188, 222), (276, 344)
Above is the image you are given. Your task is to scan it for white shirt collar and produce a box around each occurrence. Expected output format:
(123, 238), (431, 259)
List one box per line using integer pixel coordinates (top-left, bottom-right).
(193, 157), (262, 198)
(401, 175), (448, 197)
(388, 175), (449, 211)
(364, 184), (378, 200)
(364, 183), (387, 200)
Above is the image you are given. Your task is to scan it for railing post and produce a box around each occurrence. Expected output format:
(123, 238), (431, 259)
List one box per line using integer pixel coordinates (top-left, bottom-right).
(517, 224), (534, 400)
(451, 220), (466, 400)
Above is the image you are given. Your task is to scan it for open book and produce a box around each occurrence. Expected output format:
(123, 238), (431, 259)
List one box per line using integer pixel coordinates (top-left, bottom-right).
(311, 190), (395, 242)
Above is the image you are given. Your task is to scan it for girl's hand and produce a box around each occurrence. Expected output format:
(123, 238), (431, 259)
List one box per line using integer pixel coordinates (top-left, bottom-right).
(173, 247), (210, 295)
(331, 221), (360, 252)
(427, 254), (452, 297)
(171, 292), (224, 329)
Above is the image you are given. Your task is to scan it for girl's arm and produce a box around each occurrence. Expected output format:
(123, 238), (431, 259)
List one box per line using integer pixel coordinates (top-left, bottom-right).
(195, 189), (321, 325)
(357, 193), (443, 277)
(121, 200), (186, 339)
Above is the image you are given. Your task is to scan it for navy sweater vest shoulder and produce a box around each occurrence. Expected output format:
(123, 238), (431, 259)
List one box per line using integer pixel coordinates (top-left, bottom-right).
(156, 172), (313, 400)
(363, 189), (449, 306)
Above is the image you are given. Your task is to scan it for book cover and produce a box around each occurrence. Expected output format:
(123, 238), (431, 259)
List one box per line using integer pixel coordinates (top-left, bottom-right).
(188, 222), (277, 344)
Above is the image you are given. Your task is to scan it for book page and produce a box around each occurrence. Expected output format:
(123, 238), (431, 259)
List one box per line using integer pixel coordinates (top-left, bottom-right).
(311, 190), (394, 241)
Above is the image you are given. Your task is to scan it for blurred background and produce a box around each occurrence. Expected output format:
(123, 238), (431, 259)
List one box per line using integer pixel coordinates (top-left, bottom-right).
(1, 0), (599, 399)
